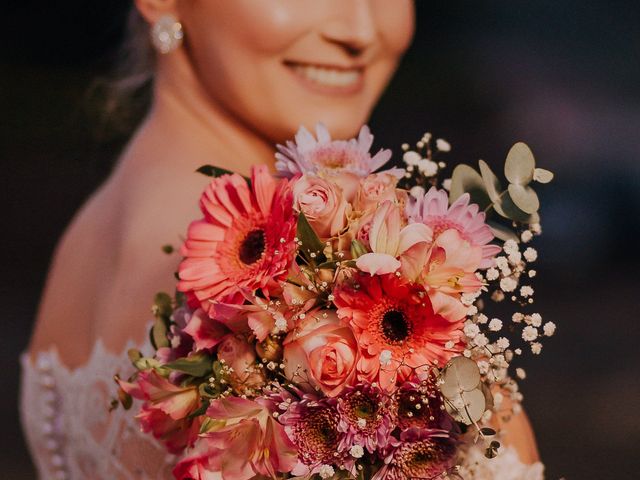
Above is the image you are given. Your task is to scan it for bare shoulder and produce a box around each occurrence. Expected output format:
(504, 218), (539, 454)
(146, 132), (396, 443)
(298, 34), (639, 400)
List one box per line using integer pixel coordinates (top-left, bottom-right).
(28, 177), (123, 365)
(28, 145), (211, 366)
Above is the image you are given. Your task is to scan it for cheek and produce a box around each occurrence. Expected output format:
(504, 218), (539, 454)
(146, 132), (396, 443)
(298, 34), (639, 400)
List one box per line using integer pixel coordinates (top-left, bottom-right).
(185, 0), (312, 55)
(372, 0), (416, 54)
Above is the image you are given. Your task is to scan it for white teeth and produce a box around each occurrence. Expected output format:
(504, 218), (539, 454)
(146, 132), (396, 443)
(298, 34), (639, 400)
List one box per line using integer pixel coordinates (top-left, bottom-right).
(292, 64), (361, 87)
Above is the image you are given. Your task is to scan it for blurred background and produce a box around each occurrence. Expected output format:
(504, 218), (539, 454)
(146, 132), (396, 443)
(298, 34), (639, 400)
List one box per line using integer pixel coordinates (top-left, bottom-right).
(2, 1), (639, 478)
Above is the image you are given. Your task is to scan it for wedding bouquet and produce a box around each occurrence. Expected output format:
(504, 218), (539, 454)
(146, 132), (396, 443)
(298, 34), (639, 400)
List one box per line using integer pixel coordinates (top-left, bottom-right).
(114, 124), (555, 480)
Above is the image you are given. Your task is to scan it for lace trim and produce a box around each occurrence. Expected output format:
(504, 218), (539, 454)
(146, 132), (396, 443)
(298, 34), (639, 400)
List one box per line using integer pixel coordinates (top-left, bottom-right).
(20, 338), (543, 480)
(20, 334), (177, 480)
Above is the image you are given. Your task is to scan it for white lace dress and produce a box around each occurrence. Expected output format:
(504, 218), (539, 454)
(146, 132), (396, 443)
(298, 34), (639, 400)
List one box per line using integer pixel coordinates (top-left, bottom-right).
(20, 339), (544, 480)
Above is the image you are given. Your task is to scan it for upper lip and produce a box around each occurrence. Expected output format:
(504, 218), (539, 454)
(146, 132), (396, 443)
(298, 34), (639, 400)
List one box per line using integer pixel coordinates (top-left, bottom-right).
(283, 60), (366, 72)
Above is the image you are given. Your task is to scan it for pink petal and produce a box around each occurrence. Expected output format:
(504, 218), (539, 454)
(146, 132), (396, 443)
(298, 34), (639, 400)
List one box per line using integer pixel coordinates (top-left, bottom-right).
(356, 253), (401, 275)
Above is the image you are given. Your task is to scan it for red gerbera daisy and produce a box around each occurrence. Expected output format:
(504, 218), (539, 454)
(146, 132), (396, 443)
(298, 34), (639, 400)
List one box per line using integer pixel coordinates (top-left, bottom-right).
(178, 165), (297, 316)
(334, 273), (464, 390)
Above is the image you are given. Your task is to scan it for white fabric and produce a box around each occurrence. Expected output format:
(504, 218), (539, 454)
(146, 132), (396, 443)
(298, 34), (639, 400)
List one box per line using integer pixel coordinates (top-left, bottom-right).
(20, 338), (544, 480)
(20, 338), (176, 480)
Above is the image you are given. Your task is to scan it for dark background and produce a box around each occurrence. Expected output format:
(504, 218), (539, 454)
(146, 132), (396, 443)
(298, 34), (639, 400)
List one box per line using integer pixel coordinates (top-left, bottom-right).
(2, 1), (639, 478)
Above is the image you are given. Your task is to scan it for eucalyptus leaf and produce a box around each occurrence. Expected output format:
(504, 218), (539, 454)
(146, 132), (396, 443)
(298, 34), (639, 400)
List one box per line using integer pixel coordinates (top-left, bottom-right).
(478, 160), (503, 203)
(165, 353), (213, 377)
(497, 192), (538, 224)
(449, 164), (492, 210)
(487, 222), (519, 242)
(508, 184), (540, 214)
(440, 356), (481, 398)
(533, 168), (554, 184)
(504, 142), (535, 185)
(296, 212), (326, 263)
(448, 388), (486, 424)
(485, 446), (498, 459)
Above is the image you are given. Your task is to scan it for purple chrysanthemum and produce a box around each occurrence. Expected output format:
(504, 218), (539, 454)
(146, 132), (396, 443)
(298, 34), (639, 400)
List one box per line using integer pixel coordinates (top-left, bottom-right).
(279, 396), (346, 475)
(336, 383), (395, 454)
(393, 375), (455, 433)
(275, 123), (396, 180)
(373, 429), (458, 480)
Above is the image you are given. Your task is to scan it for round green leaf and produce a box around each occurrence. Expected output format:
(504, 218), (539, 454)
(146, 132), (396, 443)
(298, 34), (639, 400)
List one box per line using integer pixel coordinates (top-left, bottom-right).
(440, 356), (481, 398)
(447, 388), (486, 424)
(487, 222), (519, 242)
(505, 143), (535, 185)
(449, 164), (491, 210)
(478, 160), (503, 203)
(507, 184), (540, 214)
(533, 168), (554, 184)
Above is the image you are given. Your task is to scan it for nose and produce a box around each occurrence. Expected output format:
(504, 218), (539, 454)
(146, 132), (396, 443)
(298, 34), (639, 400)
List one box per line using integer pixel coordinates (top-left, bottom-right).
(320, 0), (377, 57)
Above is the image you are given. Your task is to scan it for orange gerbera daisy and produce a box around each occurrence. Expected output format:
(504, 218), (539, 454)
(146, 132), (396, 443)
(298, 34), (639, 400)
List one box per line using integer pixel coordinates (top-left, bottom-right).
(334, 273), (464, 390)
(178, 166), (297, 316)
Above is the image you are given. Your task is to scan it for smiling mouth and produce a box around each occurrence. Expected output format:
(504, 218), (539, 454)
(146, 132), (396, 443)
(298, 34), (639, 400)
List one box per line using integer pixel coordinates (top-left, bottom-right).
(284, 61), (364, 94)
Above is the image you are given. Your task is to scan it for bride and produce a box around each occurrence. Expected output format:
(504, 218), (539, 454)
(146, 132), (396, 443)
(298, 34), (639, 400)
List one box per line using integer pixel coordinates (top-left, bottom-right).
(21, 1), (543, 478)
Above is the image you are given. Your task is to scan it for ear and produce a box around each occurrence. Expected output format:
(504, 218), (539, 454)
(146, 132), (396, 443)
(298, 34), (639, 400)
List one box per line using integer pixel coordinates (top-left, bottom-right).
(135, 0), (179, 24)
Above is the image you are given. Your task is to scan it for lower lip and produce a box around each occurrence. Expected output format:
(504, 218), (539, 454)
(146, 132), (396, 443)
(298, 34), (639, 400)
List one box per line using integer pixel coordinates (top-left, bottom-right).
(284, 63), (365, 96)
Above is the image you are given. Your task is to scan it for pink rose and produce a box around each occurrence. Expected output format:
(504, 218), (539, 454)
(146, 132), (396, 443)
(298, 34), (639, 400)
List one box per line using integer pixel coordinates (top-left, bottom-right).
(283, 310), (358, 397)
(292, 174), (349, 238)
(217, 334), (265, 393)
(354, 173), (399, 212)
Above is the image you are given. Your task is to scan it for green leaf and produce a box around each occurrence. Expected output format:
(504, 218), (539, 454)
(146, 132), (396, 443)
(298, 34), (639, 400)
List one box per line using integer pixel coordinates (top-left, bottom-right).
(150, 317), (170, 350)
(350, 239), (368, 259)
(485, 447), (498, 459)
(449, 164), (492, 210)
(504, 142), (535, 185)
(296, 212), (326, 263)
(165, 352), (213, 377)
(508, 184), (540, 214)
(441, 356), (481, 398)
(533, 168), (554, 184)
(446, 388), (486, 425)
(505, 143), (536, 184)
(188, 400), (210, 419)
(496, 192), (538, 224)
(478, 160), (503, 203)
(153, 292), (173, 319)
(127, 349), (143, 364)
(118, 387), (133, 410)
(196, 165), (235, 178)
(487, 222), (519, 242)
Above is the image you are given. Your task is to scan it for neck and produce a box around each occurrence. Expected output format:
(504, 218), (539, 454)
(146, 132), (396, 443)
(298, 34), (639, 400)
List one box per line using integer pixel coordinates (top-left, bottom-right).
(124, 50), (276, 177)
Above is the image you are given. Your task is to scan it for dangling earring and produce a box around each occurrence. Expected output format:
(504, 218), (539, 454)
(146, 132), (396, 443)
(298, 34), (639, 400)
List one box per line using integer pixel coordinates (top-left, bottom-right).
(151, 14), (184, 54)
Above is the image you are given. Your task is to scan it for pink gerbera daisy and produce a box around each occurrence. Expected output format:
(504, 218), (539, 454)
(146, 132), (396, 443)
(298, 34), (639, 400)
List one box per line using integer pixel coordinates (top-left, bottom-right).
(177, 165), (297, 316)
(406, 187), (501, 268)
(334, 273), (464, 390)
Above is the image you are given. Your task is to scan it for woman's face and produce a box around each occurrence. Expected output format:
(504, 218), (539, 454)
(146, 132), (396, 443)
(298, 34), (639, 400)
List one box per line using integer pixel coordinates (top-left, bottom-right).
(176, 0), (415, 142)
